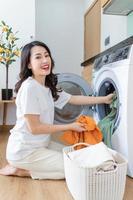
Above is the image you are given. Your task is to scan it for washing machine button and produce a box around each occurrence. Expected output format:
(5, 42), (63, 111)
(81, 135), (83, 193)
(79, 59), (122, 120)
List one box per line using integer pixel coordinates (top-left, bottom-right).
(102, 54), (109, 64)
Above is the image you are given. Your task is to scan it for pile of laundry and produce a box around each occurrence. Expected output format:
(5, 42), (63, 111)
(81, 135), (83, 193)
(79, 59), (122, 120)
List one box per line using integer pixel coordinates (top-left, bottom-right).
(61, 115), (117, 171)
(61, 95), (118, 171)
(67, 142), (116, 171)
(60, 115), (103, 150)
(61, 94), (118, 149)
(60, 95), (118, 170)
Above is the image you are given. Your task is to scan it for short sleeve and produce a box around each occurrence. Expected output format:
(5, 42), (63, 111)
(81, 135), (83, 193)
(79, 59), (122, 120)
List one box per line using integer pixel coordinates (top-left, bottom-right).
(20, 85), (41, 115)
(54, 91), (71, 109)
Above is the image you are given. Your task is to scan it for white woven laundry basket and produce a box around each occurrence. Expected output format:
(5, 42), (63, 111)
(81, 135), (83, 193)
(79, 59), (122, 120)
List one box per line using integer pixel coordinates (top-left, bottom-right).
(63, 144), (127, 200)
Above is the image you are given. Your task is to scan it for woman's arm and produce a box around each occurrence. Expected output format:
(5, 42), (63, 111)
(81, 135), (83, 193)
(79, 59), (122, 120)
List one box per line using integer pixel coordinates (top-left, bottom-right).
(68, 93), (114, 105)
(24, 114), (86, 135)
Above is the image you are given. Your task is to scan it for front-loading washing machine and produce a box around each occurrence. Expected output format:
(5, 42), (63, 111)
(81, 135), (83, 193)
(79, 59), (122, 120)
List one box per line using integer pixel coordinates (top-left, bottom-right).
(92, 44), (133, 177)
(54, 44), (133, 178)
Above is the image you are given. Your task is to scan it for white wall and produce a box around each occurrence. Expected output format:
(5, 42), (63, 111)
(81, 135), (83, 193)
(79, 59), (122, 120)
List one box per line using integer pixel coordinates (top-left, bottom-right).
(0, 0), (35, 93)
(0, 0), (35, 124)
(101, 12), (127, 51)
(35, 0), (84, 75)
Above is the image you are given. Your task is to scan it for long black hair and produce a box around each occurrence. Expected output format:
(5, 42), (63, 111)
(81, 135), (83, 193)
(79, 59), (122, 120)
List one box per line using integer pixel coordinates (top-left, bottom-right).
(15, 41), (60, 101)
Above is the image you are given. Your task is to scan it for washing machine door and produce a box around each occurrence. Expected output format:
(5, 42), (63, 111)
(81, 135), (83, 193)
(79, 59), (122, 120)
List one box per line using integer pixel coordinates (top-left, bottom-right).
(54, 73), (93, 124)
(93, 67), (121, 129)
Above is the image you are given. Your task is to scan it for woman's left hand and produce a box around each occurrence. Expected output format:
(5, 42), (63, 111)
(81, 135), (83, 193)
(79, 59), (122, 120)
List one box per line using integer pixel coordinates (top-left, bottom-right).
(104, 93), (115, 104)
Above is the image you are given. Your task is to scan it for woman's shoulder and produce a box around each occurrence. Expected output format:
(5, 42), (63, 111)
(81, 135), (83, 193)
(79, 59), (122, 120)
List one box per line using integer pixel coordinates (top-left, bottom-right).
(16, 77), (39, 101)
(18, 77), (38, 95)
(22, 77), (37, 89)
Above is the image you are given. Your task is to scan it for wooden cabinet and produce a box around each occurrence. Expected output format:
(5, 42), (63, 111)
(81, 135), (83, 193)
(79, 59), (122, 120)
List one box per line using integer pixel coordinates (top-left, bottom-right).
(0, 100), (15, 126)
(84, 0), (101, 60)
(82, 63), (93, 85)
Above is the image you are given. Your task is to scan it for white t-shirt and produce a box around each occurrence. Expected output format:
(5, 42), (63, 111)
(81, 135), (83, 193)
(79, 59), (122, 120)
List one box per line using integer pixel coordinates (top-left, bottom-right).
(6, 77), (71, 161)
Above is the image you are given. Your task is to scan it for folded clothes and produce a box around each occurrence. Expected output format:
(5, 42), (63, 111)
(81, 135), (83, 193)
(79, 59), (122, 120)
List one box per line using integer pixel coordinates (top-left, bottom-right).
(68, 142), (116, 171)
(96, 160), (116, 172)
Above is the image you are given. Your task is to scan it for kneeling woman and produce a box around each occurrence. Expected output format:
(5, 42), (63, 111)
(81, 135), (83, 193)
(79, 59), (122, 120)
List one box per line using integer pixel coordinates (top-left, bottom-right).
(0, 41), (114, 179)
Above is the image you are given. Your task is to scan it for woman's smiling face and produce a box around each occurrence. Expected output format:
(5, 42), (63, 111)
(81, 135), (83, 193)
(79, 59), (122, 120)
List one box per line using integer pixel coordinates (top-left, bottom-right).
(29, 45), (52, 78)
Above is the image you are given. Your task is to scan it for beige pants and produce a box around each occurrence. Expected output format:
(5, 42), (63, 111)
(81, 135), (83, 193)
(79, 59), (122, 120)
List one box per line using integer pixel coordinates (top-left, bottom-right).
(8, 141), (65, 180)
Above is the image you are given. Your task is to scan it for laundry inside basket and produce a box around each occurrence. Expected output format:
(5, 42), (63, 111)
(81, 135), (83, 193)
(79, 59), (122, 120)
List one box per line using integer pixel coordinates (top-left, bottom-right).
(68, 142), (116, 171)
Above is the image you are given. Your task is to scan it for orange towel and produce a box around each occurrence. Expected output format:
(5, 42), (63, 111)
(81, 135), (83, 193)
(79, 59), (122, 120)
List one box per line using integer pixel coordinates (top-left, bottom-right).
(60, 115), (103, 149)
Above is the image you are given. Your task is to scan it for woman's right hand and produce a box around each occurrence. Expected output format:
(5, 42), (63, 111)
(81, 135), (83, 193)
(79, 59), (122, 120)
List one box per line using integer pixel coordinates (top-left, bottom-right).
(69, 122), (86, 132)
(104, 93), (115, 104)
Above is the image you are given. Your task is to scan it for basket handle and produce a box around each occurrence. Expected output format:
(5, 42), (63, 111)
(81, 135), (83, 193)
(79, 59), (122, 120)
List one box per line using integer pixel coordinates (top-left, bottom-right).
(72, 142), (91, 149)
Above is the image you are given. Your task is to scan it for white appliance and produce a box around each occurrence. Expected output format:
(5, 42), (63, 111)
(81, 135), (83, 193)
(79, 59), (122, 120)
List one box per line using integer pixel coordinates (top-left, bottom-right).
(54, 44), (133, 177)
(92, 44), (133, 177)
(103, 0), (133, 15)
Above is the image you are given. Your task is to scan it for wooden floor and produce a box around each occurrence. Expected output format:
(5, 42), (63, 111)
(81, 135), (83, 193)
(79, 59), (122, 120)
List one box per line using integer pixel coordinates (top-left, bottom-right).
(0, 130), (133, 200)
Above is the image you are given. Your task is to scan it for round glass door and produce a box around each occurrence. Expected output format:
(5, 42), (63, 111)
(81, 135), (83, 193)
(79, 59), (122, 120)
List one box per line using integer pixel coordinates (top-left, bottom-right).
(93, 68), (121, 129)
(96, 79), (119, 123)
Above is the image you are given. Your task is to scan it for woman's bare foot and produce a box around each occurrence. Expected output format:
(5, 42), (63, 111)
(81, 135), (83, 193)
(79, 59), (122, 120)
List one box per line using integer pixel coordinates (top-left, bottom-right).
(0, 164), (30, 177)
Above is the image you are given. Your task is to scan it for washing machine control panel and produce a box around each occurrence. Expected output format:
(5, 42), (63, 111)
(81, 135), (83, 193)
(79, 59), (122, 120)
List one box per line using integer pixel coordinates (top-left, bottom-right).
(112, 46), (130, 62)
(94, 45), (131, 70)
